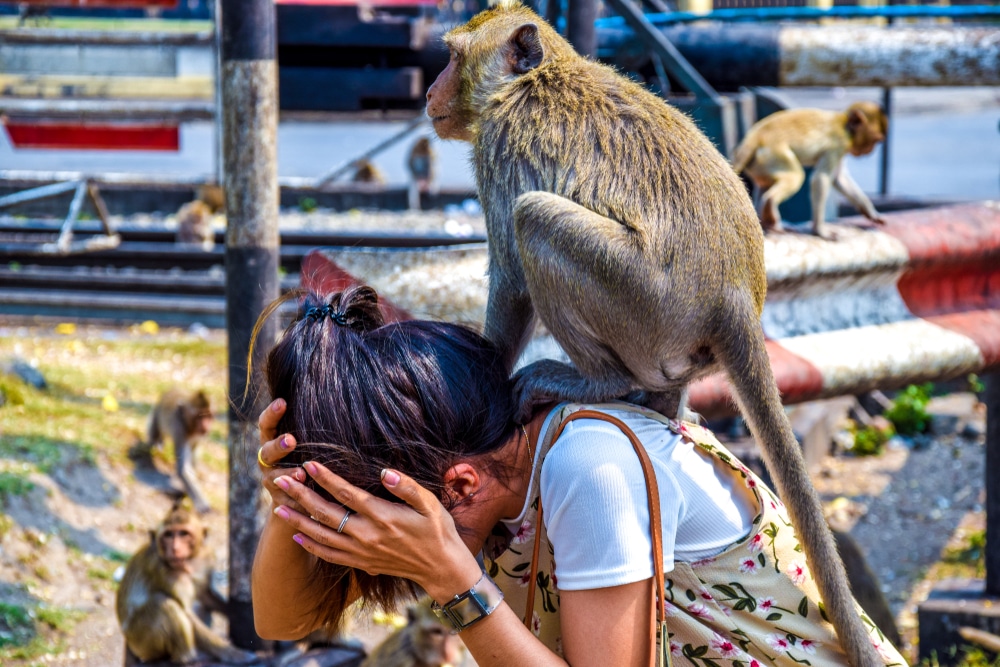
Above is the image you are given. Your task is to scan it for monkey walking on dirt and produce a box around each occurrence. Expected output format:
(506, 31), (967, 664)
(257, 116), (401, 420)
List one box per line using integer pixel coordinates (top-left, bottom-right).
(425, 1), (888, 664)
(136, 388), (215, 514)
(733, 102), (889, 240)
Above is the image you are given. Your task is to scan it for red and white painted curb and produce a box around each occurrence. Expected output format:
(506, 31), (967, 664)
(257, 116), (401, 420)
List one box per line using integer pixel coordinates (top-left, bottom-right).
(301, 202), (1000, 416)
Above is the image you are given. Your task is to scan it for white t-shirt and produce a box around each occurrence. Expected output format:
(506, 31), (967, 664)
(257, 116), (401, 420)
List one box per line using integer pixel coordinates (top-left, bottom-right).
(504, 407), (755, 591)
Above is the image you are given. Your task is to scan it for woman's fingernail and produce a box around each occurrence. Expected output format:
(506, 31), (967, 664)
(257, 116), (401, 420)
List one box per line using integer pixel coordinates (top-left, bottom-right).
(279, 436), (289, 450)
(271, 399), (283, 412)
(294, 469), (306, 482)
(304, 461), (318, 476)
(275, 476), (290, 490)
(292, 534), (304, 545)
(274, 506), (289, 520)
(381, 469), (400, 487)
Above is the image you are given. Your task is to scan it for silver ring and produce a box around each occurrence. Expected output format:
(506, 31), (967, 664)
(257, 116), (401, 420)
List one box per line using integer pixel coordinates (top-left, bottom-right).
(336, 510), (351, 534)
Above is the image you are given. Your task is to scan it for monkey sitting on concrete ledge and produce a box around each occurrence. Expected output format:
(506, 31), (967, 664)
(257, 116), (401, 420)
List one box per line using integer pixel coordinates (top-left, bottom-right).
(733, 101), (889, 240)
(116, 500), (258, 665)
(360, 599), (464, 667)
(176, 185), (225, 251)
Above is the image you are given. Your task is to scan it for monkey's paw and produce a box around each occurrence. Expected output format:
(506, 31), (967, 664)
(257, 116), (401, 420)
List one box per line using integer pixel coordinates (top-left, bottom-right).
(512, 360), (572, 424)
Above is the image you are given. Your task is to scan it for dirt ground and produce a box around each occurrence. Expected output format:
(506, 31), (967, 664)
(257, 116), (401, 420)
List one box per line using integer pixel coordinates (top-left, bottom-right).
(0, 324), (988, 665)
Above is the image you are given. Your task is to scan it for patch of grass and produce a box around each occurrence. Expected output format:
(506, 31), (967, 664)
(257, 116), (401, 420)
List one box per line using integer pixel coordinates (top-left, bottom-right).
(885, 383), (934, 436)
(0, 374), (26, 406)
(104, 549), (130, 563)
(0, 513), (13, 540)
(851, 424), (892, 456)
(921, 647), (1000, 667)
(0, 471), (34, 502)
(0, 602), (34, 648)
(298, 196), (319, 213)
(35, 606), (84, 633)
(940, 529), (986, 578)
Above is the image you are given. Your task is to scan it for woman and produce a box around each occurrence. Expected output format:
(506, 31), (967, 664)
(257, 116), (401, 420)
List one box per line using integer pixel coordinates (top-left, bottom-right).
(251, 286), (905, 667)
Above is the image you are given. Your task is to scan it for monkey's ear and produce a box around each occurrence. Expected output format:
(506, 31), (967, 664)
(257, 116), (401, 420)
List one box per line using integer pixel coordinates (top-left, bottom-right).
(510, 24), (543, 74)
(847, 107), (867, 132)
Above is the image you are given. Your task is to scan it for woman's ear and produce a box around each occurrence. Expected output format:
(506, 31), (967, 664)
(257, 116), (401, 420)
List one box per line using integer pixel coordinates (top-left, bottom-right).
(442, 462), (481, 505)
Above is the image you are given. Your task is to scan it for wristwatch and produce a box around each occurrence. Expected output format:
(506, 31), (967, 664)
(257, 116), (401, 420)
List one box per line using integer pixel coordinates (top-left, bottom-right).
(430, 572), (505, 633)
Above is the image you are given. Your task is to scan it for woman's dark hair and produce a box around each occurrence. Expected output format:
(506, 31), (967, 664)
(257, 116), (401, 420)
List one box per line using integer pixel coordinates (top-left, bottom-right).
(250, 284), (517, 629)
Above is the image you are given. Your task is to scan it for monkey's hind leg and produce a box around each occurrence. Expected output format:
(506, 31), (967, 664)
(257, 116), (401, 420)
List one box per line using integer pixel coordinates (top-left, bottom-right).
(175, 437), (211, 514)
(126, 596), (198, 664)
(717, 295), (881, 666)
(511, 191), (660, 421)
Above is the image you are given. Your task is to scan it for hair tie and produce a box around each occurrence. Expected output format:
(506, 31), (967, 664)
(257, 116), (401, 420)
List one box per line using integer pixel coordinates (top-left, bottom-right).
(304, 304), (350, 326)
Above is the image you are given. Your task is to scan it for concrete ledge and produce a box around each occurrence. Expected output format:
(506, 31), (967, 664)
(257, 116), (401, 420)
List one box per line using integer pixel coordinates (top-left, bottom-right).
(299, 203), (1000, 417)
(917, 579), (1000, 666)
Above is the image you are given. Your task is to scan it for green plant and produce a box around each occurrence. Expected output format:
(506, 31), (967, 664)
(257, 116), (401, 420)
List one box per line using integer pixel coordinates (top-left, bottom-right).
(851, 424), (891, 456)
(0, 375), (26, 406)
(968, 373), (986, 395)
(0, 471), (34, 502)
(0, 602), (34, 647)
(298, 196), (318, 213)
(885, 383), (934, 436)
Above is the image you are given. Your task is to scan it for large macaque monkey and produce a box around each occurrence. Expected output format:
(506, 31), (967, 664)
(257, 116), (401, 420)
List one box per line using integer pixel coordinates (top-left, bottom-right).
(425, 2), (882, 664)
(733, 102), (889, 239)
(144, 388), (214, 514)
(116, 500), (257, 665)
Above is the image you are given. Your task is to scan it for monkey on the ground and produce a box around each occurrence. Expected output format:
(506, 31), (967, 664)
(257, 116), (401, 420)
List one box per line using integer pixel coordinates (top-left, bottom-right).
(175, 184), (225, 250)
(361, 600), (464, 667)
(406, 137), (437, 210)
(732, 102), (889, 239)
(425, 2), (887, 664)
(139, 388), (214, 514)
(116, 500), (258, 665)
(353, 159), (387, 186)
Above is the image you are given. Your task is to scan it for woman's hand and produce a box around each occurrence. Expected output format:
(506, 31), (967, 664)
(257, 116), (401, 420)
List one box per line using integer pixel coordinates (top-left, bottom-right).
(257, 398), (307, 512)
(271, 463), (483, 605)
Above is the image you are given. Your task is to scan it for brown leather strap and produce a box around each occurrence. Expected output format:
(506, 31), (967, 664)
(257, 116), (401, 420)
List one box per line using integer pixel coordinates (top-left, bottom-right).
(524, 409), (667, 661)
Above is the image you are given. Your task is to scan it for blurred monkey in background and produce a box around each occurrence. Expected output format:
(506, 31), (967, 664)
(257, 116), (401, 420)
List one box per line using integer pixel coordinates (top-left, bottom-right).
(116, 500), (257, 665)
(733, 101), (888, 239)
(360, 599), (464, 667)
(353, 159), (387, 186)
(406, 137), (437, 210)
(176, 185), (225, 250)
(141, 388), (215, 514)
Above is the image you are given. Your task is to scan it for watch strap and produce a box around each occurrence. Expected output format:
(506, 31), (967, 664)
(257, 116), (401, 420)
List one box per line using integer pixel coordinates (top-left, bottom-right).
(431, 572), (504, 633)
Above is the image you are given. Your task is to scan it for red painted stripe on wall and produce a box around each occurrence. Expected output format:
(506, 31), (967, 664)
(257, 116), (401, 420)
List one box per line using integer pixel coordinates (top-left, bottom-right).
(688, 340), (825, 418)
(16, 1), (177, 7)
(878, 203), (1000, 316)
(4, 122), (179, 151)
(300, 251), (413, 324)
(925, 309), (1000, 370)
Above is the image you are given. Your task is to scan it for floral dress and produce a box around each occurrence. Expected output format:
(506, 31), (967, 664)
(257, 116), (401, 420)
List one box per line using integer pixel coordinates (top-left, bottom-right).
(484, 402), (908, 666)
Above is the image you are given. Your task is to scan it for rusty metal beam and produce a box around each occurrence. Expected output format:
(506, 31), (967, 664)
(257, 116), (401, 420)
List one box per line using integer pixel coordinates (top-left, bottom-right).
(599, 24), (1000, 88)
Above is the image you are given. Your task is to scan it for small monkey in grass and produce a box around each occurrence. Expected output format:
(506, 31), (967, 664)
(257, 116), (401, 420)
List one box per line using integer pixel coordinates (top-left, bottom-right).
(140, 388), (215, 514)
(733, 102), (889, 239)
(116, 500), (257, 665)
(425, 1), (884, 664)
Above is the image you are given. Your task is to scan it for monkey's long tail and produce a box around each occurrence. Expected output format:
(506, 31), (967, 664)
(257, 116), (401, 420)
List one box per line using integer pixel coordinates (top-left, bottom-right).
(718, 302), (884, 667)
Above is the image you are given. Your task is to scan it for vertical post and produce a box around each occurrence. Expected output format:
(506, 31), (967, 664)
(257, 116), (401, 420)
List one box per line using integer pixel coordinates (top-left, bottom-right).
(986, 372), (1000, 596)
(879, 87), (891, 196)
(219, 0), (280, 650)
(566, 0), (597, 58)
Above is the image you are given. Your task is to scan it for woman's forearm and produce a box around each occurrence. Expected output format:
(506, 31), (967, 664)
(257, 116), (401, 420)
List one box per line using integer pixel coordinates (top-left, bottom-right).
(455, 602), (570, 667)
(252, 512), (325, 640)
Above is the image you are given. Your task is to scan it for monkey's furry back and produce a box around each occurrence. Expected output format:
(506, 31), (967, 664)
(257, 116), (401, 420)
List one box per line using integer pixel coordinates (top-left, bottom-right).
(475, 50), (766, 328)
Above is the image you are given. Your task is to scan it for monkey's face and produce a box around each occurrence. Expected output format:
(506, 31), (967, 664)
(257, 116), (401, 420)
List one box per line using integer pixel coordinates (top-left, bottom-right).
(427, 52), (474, 142)
(158, 526), (198, 573)
(847, 104), (887, 156)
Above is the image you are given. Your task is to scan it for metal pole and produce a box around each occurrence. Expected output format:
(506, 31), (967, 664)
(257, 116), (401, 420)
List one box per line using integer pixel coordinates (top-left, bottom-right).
(566, 0), (598, 58)
(986, 372), (1000, 596)
(219, 0), (280, 651)
(879, 87), (891, 197)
